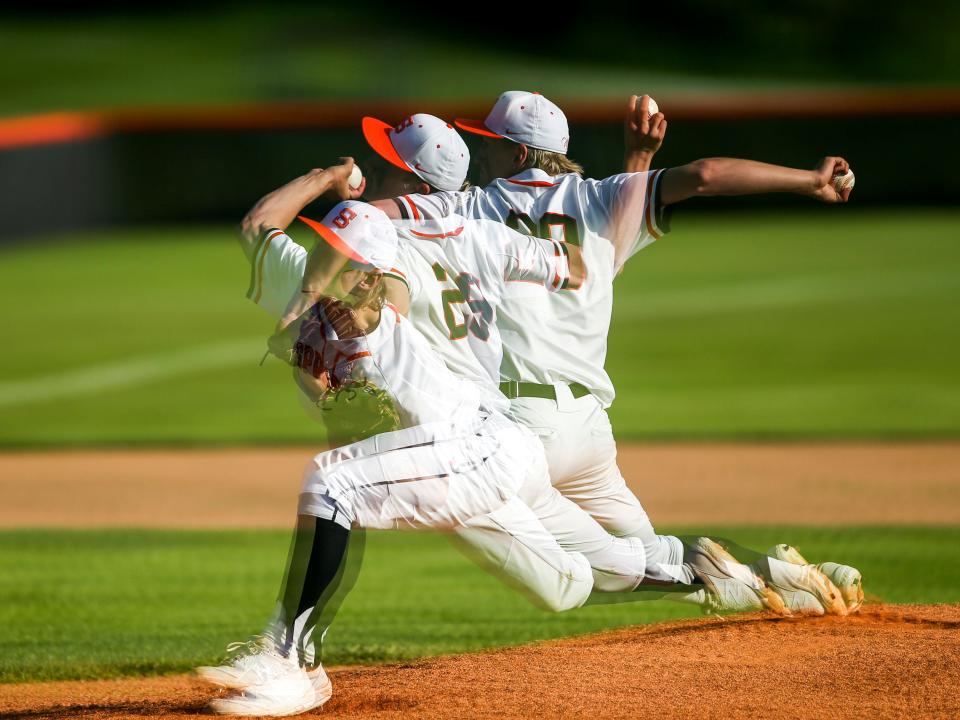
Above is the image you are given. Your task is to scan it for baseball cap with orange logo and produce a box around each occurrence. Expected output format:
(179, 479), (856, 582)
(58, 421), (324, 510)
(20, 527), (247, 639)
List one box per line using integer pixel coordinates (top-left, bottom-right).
(455, 91), (569, 154)
(299, 201), (398, 273)
(362, 113), (469, 192)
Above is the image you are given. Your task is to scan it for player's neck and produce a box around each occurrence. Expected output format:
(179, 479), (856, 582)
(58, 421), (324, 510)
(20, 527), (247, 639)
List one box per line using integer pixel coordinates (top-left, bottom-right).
(353, 304), (381, 334)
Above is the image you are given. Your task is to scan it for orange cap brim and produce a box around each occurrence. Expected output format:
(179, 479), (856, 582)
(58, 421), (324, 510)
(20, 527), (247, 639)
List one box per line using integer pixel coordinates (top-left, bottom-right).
(297, 215), (370, 267)
(454, 118), (503, 139)
(361, 116), (412, 172)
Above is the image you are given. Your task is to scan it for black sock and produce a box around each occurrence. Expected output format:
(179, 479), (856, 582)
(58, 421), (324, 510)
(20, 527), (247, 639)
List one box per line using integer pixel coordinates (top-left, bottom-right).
(277, 515), (355, 664)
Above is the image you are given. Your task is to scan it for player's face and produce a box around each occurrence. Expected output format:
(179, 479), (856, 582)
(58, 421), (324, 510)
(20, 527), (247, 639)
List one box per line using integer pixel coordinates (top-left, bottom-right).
(339, 267), (367, 297)
(477, 137), (521, 184)
(339, 267), (381, 301)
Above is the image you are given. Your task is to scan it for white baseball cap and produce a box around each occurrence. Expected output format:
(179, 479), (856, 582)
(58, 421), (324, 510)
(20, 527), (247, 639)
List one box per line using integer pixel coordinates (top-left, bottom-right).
(362, 113), (469, 192)
(455, 91), (569, 154)
(298, 201), (398, 273)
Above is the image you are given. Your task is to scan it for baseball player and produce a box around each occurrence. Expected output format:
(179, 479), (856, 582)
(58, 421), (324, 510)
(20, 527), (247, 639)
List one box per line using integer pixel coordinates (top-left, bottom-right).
(366, 91), (863, 616)
(211, 138), (769, 712)
(239, 147), (688, 603)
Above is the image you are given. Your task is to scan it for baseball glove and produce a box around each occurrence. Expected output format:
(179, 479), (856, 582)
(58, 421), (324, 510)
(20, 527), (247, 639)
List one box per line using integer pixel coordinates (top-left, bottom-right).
(269, 296), (400, 445)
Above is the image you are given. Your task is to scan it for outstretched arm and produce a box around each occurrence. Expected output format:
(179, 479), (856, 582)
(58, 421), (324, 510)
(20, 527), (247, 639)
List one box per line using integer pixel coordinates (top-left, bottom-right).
(659, 156), (854, 206)
(623, 94), (667, 174)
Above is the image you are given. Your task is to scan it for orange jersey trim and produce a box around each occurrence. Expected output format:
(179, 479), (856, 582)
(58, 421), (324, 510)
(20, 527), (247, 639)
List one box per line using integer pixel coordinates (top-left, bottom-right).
(409, 226), (464, 240)
(402, 196), (421, 220)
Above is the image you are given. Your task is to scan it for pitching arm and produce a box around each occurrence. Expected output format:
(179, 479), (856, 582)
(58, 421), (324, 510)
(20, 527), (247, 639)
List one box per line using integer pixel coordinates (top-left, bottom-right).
(659, 156), (854, 206)
(238, 159), (364, 261)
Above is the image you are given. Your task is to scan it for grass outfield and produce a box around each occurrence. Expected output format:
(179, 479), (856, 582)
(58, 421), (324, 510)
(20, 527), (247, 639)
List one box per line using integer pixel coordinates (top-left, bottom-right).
(1, 526), (958, 683)
(0, 209), (957, 446)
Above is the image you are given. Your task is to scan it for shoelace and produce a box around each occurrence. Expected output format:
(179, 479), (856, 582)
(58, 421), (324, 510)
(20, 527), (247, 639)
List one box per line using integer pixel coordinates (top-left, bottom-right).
(224, 634), (275, 660)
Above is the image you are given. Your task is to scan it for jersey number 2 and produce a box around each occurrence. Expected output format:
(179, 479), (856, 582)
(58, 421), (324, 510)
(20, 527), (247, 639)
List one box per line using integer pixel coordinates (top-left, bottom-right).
(434, 263), (492, 341)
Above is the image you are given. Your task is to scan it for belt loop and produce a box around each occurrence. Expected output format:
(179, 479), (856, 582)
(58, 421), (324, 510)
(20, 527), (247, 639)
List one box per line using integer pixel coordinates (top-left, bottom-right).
(554, 382), (576, 411)
(505, 380), (519, 399)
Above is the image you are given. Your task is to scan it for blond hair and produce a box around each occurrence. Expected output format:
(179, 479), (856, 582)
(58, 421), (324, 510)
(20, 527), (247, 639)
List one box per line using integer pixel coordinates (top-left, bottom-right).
(519, 148), (584, 176)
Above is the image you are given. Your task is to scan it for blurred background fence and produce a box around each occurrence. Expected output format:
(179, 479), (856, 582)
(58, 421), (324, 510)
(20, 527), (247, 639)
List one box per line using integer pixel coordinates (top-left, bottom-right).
(4, 90), (960, 241)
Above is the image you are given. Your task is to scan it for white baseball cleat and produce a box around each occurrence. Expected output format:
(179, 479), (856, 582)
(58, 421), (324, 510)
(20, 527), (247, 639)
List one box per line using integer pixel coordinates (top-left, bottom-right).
(755, 555), (846, 616)
(197, 635), (297, 690)
(767, 544), (864, 613)
(209, 665), (333, 717)
(687, 537), (789, 616)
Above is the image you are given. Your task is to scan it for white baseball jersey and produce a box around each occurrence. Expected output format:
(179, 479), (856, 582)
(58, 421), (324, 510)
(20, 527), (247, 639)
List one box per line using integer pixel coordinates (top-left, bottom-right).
(247, 227), (501, 427)
(334, 303), (494, 427)
(387, 215), (571, 399)
(247, 221), (571, 411)
(396, 168), (671, 407)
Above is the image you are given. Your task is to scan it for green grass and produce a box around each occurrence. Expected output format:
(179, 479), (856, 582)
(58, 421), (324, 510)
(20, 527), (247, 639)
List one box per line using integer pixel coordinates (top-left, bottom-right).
(1, 526), (957, 683)
(0, 209), (957, 446)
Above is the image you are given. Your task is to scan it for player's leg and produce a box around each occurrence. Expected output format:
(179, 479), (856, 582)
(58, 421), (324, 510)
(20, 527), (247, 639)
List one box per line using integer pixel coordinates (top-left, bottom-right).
(451, 495), (594, 612)
(514, 449), (648, 592)
(269, 514), (365, 666)
(509, 394), (689, 585)
(199, 512), (347, 716)
(202, 420), (518, 714)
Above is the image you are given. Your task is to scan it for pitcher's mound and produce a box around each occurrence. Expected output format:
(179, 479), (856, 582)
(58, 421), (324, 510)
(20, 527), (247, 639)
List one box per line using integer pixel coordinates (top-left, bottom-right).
(3, 604), (959, 720)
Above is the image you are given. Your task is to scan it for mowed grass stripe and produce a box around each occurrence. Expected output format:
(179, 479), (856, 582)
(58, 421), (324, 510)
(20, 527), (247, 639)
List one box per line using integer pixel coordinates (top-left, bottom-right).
(0, 338), (263, 408)
(0, 527), (957, 683)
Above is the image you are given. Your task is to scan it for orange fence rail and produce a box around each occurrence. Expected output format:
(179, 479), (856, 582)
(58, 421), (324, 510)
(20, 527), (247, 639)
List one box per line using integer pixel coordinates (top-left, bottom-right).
(2, 89), (959, 151)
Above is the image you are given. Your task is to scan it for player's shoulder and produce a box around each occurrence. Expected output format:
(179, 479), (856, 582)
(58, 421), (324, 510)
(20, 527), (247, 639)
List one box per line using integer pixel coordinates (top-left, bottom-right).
(259, 226), (307, 252)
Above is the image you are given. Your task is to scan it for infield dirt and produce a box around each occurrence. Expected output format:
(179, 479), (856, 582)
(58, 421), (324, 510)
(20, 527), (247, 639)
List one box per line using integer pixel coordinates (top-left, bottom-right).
(2, 442), (958, 527)
(1, 604), (958, 719)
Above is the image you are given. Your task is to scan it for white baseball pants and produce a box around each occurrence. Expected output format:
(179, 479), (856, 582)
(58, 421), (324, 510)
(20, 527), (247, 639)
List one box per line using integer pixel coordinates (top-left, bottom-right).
(298, 411), (646, 611)
(507, 388), (691, 585)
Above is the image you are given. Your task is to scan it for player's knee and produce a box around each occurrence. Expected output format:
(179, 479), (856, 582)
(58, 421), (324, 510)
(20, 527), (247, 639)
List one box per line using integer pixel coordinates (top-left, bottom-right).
(297, 490), (352, 530)
(532, 553), (593, 612)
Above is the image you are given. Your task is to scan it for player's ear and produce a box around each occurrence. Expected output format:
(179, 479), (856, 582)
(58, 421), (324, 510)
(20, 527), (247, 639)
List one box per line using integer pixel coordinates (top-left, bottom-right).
(514, 144), (529, 171)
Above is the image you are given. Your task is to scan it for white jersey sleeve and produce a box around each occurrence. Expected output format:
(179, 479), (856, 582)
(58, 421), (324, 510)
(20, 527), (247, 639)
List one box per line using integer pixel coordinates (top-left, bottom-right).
(246, 228), (307, 319)
(578, 169), (670, 270)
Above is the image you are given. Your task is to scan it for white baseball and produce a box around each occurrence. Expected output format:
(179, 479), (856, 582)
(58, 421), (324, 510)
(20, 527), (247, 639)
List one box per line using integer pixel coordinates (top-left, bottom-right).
(348, 165), (363, 190)
(833, 169), (855, 192)
(646, 96), (659, 117)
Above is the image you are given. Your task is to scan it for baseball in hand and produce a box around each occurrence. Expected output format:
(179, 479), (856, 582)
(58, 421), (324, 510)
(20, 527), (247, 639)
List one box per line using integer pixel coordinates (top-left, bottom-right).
(833, 169), (855, 192)
(646, 96), (660, 117)
(348, 165), (363, 190)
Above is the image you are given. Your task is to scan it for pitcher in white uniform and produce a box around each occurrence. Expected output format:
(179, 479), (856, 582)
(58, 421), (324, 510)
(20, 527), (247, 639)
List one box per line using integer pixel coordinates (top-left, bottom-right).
(200, 171), (670, 715)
